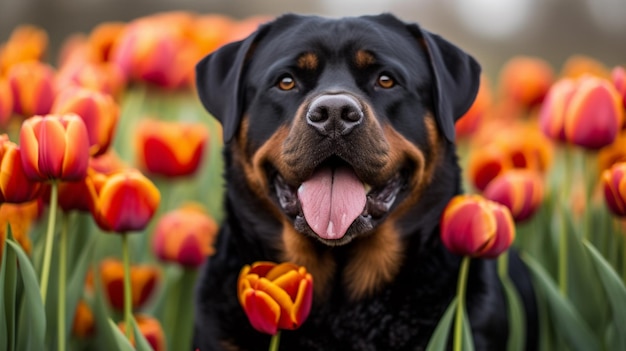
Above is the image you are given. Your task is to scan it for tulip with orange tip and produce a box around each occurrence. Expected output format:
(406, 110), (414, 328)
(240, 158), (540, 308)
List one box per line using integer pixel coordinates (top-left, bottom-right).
(89, 148), (128, 175)
(440, 195), (515, 258)
(100, 258), (160, 310)
(0, 25), (48, 75)
(483, 170), (545, 222)
(7, 61), (56, 117)
(499, 56), (554, 109)
(238, 262), (313, 335)
(0, 135), (42, 203)
(560, 55), (610, 79)
(72, 300), (95, 338)
(87, 22), (126, 63)
(192, 14), (236, 56)
(602, 162), (626, 217)
(598, 131), (626, 173)
(57, 61), (126, 98)
(90, 169), (160, 232)
(19, 114), (90, 182)
(467, 145), (512, 192)
(456, 75), (492, 139)
(0, 79), (13, 127)
(136, 118), (208, 178)
(540, 75), (624, 149)
(152, 204), (218, 268)
(118, 315), (167, 351)
(52, 86), (119, 157)
(0, 199), (41, 263)
(612, 66), (626, 109)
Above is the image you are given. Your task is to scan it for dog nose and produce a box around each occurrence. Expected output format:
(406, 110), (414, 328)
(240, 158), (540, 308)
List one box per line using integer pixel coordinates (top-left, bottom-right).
(306, 94), (363, 136)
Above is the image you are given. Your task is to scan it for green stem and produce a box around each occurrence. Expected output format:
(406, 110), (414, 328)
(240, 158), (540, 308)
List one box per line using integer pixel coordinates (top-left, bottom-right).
(559, 208), (568, 296)
(497, 251), (509, 279)
(40, 181), (58, 305)
(122, 233), (133, 340)
(621, 224), (626, 284)
(269, 331), (281, 351)
(58, 213), (69, 351)
(453, 256), (471, 351)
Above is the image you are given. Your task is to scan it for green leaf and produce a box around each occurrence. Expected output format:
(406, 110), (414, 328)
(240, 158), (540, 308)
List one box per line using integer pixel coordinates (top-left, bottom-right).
(0, 225), (9, 351)
(583, 241), (626, 350)
(163, 268), (197, 351)
(107, 318), (136, 351)
(501, 276), (525, 351)
(461, 307), (475, 351)
(425, 297), (457, 351)
(65, 233), (96, 337)
(7, 239), (46, 351)
(3, 230), (17, 351)
(522, 253), (600, 351)
(131, 316), (154, 351)
(92, 262), (121, 351)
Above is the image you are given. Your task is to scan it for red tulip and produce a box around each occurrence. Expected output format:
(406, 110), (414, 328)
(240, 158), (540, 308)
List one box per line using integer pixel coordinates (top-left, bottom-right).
(7, 61), (56, 117)
(100, 258), (160, 310)
(135, 118), (208, 178)
(602, 162), (626, 217)
(19, 114), (90, 182)
(90, 169), (160, 232)
(0, 135), (42, 203)
(152, 204), (219, 268)
(72, 300), (95, 338)
(440, 195), (515, 258)
(52, 86), (119, 157)
(483, 170), (545, 222)
(612, 66), (626, 110)
(0, 79), (13, 126)
(238, 262), (313, 335)
(499, 56), (554, 109)
(0, 199), (42, 263)
(118, 314), (166, 351)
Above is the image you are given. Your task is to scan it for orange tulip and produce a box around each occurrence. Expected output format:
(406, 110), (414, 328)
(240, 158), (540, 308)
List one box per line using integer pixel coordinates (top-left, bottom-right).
(87, 22), (126, 63)
(456, 75), (492, 139)
(135, 118), (208, 178)
(191, 14), (235, 55)
(52, 86), (119, 157)
(598, 131), (626, 173)
(152, 204), (218, 268)
(89, 149), (128, 175)
(0, 25), (48, 75)
(19, 114), (90, 182)
(0, 199), (42, 263)
(72, 300), (95, 338)
(0, 135), (42, 203)
(100, 258), (160, 310)
(238, 261), (313, 335)
(118, 314), (166, 351)
(483, 170), (545, 222)
(7, 61), (56, 117)
(57, 62), (126, 98)
(499, 56), (554, 109)
(90, 169), (160, 232)
(602, 162), (626, 217)
(440, 195), (515, 258)
(560, 55), (610, 79)
(540, 75), (624, 149)
(612, 66), (626, 110)
(0, 79), (13, 126)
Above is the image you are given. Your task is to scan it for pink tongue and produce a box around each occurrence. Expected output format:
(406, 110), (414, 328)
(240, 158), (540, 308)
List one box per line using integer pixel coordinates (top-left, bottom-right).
(297, 167), (366, 240)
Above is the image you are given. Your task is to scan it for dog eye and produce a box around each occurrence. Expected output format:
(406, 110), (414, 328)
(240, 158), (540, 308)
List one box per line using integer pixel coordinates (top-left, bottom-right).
(277, 75), (296, 91)
(377, 74), (395, 89)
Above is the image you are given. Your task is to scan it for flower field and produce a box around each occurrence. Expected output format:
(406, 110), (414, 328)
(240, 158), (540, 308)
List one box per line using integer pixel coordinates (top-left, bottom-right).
(1, 10), (626, 351)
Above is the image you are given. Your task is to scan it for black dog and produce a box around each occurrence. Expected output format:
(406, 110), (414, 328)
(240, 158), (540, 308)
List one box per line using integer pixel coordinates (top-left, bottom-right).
(193, 13), (537, 351)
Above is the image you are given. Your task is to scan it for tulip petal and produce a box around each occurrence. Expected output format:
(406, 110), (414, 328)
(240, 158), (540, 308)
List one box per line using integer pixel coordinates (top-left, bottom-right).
(289, 274), (313, 329)
(38, 117), (67, 179)
(19, 117), (43, 180)
(241, 288), (280, 335)
(61, 116), (90, 180)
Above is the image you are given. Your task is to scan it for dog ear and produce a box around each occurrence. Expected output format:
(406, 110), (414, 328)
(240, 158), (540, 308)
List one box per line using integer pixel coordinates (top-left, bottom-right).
(195, 28), (266, 143)
(408, 25), (481, 143)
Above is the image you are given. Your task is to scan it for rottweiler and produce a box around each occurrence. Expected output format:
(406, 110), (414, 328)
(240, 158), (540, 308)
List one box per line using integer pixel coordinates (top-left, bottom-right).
(193, 13), (537, 351)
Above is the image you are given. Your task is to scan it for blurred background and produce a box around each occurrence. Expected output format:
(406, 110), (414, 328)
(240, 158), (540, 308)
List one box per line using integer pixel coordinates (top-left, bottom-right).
(1, 0), (625, 78)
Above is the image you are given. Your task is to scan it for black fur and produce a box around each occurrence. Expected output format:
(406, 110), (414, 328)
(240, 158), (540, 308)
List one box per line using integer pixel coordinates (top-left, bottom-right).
(193, 13), (537, 351)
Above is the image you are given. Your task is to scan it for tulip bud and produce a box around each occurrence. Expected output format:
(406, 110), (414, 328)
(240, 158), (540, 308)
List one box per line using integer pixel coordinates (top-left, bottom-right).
(135, 118), (208, 178)
(7, 61), (56, 117)
(602, 162), (626, 217)
(152, 204), (219, 268)
(0, 79), (13, 127)
(118, 314), (166, 351)
(499, 56), (554, 109)
(19, 114), (90, 182)
(483, 170), (544, 222)
(90, 169), (160, 232)
(0, 135), (42, 203)
(440, 195), (515, 258)
(52, 86), (119, 157)
(238, 262), (313, 335)
(100, 258), (160, 310)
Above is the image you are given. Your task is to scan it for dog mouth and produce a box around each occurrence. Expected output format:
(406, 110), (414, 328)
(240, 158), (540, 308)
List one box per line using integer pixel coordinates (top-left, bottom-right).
(273, 158), (406, 246)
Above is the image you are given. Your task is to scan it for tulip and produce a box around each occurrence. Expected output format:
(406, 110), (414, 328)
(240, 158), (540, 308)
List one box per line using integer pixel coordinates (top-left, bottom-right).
(0, 135), (42, 203)
(89, 149), (128, 174)
(602, 162), (626, 217)
(191, 14), (236, 55)
(540, 75), (624, 149)
(612, 66), (626, 110)
(238, 261), (313, 336)
(57, 62), (126, 98)
(0, 199), (42, 262)
(71, 300), (95, 338)
(499, 56), (554, 109)
(19, 114), (90, 182)
(152, 204), (219, 268)
(483, 170), (545, 222)
(598, 131), (626, 173)
(456, 75), (492, 139)
(468, 146), (513, 192)
(99, 258), (160, 310)
(0, 79), (13, 126)
(90, 169), (160, 233)
(52, 86), (119, 157)
(440, 194), (515, 258)
(561, 55), (610, 79)
(7, 61), (56, 117)
(87, 22), (126, 63)
(135, 118), (208, 178)
(118, 314), (166, 351)
(0, 25), (48, 75)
